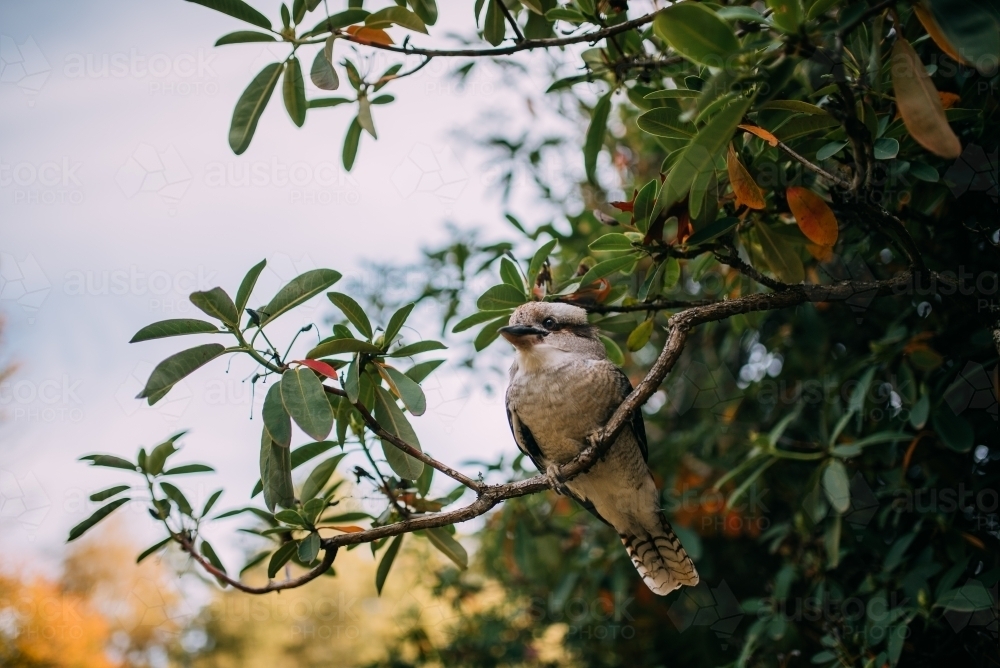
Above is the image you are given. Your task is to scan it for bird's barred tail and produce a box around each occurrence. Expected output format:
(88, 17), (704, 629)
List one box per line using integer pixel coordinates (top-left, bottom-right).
(619, 510), (699, 596)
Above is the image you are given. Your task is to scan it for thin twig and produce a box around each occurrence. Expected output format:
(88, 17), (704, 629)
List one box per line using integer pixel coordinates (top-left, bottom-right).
(496, 0), (525, 43)
(776, 140), (852, 190)
(299, 11), (660, 58)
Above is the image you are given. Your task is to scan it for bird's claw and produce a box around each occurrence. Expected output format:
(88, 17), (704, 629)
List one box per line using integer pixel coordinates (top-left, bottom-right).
(545, 464), (570, 496)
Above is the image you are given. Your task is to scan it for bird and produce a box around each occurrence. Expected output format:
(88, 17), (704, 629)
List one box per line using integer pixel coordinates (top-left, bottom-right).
(500, 301), (699, 596)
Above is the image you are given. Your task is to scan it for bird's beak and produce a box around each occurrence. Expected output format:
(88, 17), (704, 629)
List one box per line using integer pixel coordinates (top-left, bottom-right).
(499, 325), (548, 345)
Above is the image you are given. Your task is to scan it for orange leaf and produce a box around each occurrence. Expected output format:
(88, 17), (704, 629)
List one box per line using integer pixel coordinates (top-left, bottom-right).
(564, 277), (611, 304)
(890, 37), (962, 159)
(325, 525), (365, 533)
(913, 5), (973, 66)
(787, 187), (839, 246)
(938, 91), (960, 109)
(293, 359), (338, 380)
(346, 25), (394, 45)
(738, 123), (779, 147)
(727, 144), (767, 210)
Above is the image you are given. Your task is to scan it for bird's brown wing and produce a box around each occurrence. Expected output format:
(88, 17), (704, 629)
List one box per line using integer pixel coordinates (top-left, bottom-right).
(612, 367), (648, 462)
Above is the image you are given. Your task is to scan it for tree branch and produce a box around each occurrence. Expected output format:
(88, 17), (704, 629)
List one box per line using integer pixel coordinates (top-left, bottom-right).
(177, 532), (338, 594)
(302, 11), (660, 58)
(496, 0), (525, 43)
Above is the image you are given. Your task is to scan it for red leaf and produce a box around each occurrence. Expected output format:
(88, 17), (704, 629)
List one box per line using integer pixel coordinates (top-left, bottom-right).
(293, 359), (339, 380)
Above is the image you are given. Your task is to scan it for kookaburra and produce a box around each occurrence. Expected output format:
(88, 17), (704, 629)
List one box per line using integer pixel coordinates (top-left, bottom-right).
(501, 302), (699, 595)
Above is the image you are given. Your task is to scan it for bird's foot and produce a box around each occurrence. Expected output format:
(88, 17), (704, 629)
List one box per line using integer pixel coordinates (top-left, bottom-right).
(545, 463), (570, 496)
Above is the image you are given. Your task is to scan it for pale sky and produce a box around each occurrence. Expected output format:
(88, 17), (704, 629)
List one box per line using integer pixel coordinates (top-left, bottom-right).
(0, 0), (610, 575)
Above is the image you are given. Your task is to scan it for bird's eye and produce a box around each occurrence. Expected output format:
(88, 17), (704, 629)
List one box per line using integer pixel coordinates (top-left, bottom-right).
(542, 317), (556, 329)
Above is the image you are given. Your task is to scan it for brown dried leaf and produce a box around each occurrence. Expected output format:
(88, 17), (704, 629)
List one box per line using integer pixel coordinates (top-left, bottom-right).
(890, 37), (962, 159)
(913, 5), (973, 66)
(738, 123), (779, 147)
(787, 187), (839, 246)
(727, 144), (767, 210)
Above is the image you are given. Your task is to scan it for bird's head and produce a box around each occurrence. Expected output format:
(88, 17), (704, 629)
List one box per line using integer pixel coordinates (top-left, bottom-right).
(500, 302), (605, 361)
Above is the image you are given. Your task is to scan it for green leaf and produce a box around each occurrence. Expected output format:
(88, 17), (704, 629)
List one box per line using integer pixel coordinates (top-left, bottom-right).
(821, 460), (850, 514)
(662, 257), (681, 289)
(774, 114), (839, 142)
(261, 435), (294, 511)
(599, 334), (625, 366)
(499, 257), (525, 292)
(303, 9), (370, 37)
(365, 6), (428, 32)
(343, 117), (362, 170)
(577, 253), (638, 288)
(291, 440), (339, 469)
(406, 360), (444, 383)
(653, 3), (740, 67)
(80, 454), (137, 471)
(275, 509), (307, 526)
(766, 0), (802, 32)
(260, 268), (341, 327)
(190, 287), (239, 326)
(644, 88), (699, 100)
(162, 464), (215, 475)
(761, 100), (826, 114)
(240, 550), (271, 575)
(307, 338), (383, 358)
(478, 284), (528, 311)
(936, 582), (995, 611)
(89, 485), (130, 502)
(375, 534), (404, 594)
(235, 259), (266, 315)
(633, 180), (658, 231)
(215, 30), (276, 45)
(282, 57), (307, 127)
(527, 239), (558, 282)
(932, 410), (974, 452)
(301, 454), (346, 500)
(873, 137), (899, 160)
(268, 541), (299, 578)
(378, 364), (427, 415)
(373, 386), (424, 479)
(137, 344), (226, 402)
(475, 315), (511, 351)
(384, 303), (415, 346)
(626, 318), (654, 352)
(589, 233), (634, 252)
(685, 217), (740, 246)
(186, 0), (271, 30)
(136, 537), (172, 563)
(310, 41), (340, 90)
(636, 107), (694, 138)
(229, 62), (282, 155)
(483, 0), (506, 46)
(816, 141), (847, 161)
(281, 368), (334, 441)
(328, 292), (374, 339)
(201, 489), (223, 517)
(200, 539), (227, 585)
(160, 481), (194, 516)
(146, 438), (179, 475)
(424, 527), (468, 569)
(755, 223), (804, 284)
(68, 498), (129, 542)
(357, 95), (377, 138)
(584, 91), (612, 184)
(389, 341), (446, 357)
(263, 382), (292, 447)
(909, 394), (930, 429)
(452, 310), (510, 333)
(654, 97), (751, 218)
(130, 319), (220, 343)
(310, 96), (352, 108)
(298, 532), (321, 563)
